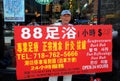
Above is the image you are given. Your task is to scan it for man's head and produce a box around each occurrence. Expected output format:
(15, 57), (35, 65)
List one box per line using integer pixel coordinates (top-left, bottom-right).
(60, 10), (71, 25)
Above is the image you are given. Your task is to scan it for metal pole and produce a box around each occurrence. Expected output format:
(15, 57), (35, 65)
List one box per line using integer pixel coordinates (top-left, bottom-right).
(97, 0), (101, 25)
(0, 14), (4, 59)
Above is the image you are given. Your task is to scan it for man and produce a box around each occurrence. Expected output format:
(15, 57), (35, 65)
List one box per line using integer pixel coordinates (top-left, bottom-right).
(49, 10), (72, 81)
(51, 10), (72, 26)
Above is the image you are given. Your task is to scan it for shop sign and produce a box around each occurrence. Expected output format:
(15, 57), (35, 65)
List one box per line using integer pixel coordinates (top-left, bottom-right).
(14, 25), (112, 80)
(35, 0), (53, 5)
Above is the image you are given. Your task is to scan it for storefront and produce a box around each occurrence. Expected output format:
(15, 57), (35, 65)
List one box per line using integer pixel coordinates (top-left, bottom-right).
(0, 0), (120, 81)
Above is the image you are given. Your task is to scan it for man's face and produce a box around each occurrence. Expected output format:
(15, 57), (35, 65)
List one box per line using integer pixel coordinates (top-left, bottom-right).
(60, 14), (71, 24)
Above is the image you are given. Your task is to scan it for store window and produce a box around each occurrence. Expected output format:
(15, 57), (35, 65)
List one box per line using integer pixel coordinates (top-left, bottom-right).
(0, 0), (120, 81)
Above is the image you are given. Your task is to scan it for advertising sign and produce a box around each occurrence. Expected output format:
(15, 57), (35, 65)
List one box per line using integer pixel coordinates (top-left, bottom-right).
(3, 0), (25, 22)
(14, 25), (112, 80)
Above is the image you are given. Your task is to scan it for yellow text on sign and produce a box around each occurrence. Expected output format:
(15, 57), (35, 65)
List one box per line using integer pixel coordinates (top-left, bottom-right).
(17, 54), (32, 60)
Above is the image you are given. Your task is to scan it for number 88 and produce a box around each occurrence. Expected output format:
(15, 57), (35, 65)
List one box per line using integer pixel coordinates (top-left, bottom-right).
(21, 27), (42, 39)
